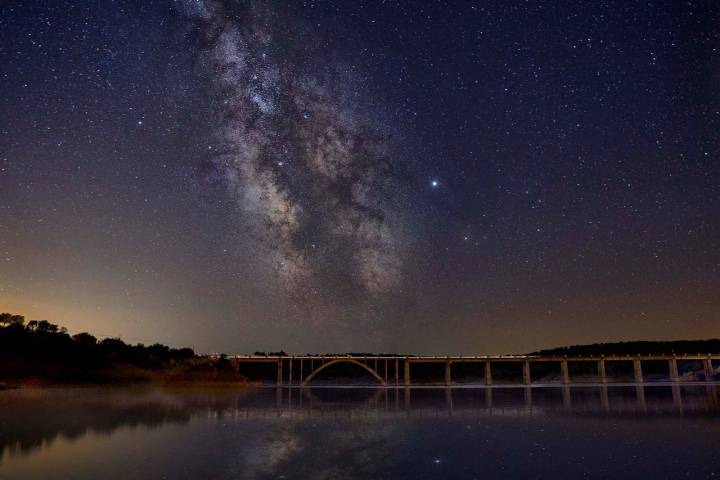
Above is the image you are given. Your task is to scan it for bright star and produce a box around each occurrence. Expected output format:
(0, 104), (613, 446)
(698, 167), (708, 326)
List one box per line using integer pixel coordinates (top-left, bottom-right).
(431, 179), (439, 188)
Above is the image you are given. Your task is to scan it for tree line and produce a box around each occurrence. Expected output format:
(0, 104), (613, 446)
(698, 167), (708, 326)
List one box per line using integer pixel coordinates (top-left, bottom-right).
(0, 313), (195, 383)
(530, 339), (720, 356)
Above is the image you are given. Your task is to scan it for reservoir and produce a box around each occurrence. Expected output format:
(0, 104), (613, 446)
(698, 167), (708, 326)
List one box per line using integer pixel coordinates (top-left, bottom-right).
(1, 384), (719, 479)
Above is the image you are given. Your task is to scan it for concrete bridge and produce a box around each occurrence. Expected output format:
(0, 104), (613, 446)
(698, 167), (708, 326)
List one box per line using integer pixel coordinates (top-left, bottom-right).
(227, 354), (720, 386)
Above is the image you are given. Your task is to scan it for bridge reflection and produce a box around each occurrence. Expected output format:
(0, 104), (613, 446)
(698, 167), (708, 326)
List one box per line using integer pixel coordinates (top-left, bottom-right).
(263, 384), (720, 418)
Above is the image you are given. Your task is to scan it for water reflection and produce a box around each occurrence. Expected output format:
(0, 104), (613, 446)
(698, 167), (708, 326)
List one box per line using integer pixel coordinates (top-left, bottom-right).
(1, 384), (719, 479)
(277, 383), (720, 418)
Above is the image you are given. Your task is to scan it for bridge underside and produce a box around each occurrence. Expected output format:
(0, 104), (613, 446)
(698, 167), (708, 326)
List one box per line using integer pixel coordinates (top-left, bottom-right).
(301, 359), (386, 386)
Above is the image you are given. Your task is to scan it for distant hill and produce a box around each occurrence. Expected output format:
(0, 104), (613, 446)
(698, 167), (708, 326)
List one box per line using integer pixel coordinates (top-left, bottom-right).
(530, 339), (720, 357)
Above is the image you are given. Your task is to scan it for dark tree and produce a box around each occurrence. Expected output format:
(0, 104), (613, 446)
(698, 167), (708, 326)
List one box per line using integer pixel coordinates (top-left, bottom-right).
(0, 313), (25, 327)
(27, 320), (62, 334)
(72, 332), (98, 346)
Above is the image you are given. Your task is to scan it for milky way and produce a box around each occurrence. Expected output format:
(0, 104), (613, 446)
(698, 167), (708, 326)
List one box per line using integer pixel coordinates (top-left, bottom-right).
(3, 0), (718, 354)
(180, 0), (407, 302)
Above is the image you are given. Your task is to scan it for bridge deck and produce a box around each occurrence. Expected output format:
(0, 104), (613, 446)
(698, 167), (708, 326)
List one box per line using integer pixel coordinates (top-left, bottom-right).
(227, 354), (720, 361)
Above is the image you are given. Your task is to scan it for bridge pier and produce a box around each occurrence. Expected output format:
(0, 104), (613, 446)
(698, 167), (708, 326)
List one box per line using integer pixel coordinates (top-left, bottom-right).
(672, 384), (683, 413)
(636, 384), (647, 412)
(669, 357), (679, 382)
(277, 359), (283, 386)
(598, 359), (607, 383)
(404, 359), (411, 386)
(600, 385), (609, 412)
(705, 358), (715, 381)
(633, 357), (644, 383)
(522, 360), (531, 385)
(484, 360), (492, 386)
(395, 358), (399, 385)
(445, 360), (452, 386)
(288, 357), (293, 386)
(561, 358), (570, 384)
(562, 385), (571, 411)
(707, 385), (719, 411)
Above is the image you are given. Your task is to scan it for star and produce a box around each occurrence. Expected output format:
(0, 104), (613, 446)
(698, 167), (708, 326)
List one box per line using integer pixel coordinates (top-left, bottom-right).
(431, 179), (439, 188)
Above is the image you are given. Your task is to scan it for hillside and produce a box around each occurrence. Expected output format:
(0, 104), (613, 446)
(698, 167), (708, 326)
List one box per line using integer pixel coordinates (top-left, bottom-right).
(530, 339), (720, 356)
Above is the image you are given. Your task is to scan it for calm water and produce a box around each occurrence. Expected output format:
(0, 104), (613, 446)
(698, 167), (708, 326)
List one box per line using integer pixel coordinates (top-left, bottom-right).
(1, 384), (719, 479)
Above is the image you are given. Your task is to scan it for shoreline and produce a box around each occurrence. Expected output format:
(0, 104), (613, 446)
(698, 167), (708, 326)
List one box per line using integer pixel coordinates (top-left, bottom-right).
(0, 379), (254, 390)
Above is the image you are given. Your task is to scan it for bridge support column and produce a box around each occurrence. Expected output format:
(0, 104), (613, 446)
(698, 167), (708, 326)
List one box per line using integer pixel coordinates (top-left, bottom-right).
(395, 358), (399, 385)
(277, 359), (283, 386)
(672, 384), (683, 413)
(704, 358), (714, 381)
(707, 385), (719, 411)
(404, 359), (411, 386)
(385, 359), (388, 384)
(485, 360), (492, 386)
(522, 360), (531, 385)
(600, 385), (609, 413)
(562, 385), (571, 411)
(669, 357), (679, 382)
(299, 359), (304, 385)
(561, 358), (570, 384)
(636, 384), (647, 412)
(445, 360), (452, 386)
(598, 359), (607, 383)
(634, 358), (644, 383)
(288, 357), (293, 386)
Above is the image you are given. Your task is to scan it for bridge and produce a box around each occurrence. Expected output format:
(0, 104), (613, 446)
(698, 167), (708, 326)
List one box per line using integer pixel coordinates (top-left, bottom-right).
(227, 354), (720, 386)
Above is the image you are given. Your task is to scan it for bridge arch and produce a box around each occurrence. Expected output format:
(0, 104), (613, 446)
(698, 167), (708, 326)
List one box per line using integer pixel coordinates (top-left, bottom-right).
(302, 358), (386, 386)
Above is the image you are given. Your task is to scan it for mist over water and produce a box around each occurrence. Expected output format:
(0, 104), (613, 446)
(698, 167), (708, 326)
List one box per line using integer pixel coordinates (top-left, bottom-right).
(1, 385), (719, 479)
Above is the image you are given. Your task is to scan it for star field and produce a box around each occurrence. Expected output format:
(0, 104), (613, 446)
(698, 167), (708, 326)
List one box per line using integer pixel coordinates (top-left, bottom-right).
(0, 0), (718, 354)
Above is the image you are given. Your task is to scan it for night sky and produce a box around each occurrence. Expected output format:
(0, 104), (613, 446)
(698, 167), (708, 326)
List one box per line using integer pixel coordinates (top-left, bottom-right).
(1, 0), (718, 355)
